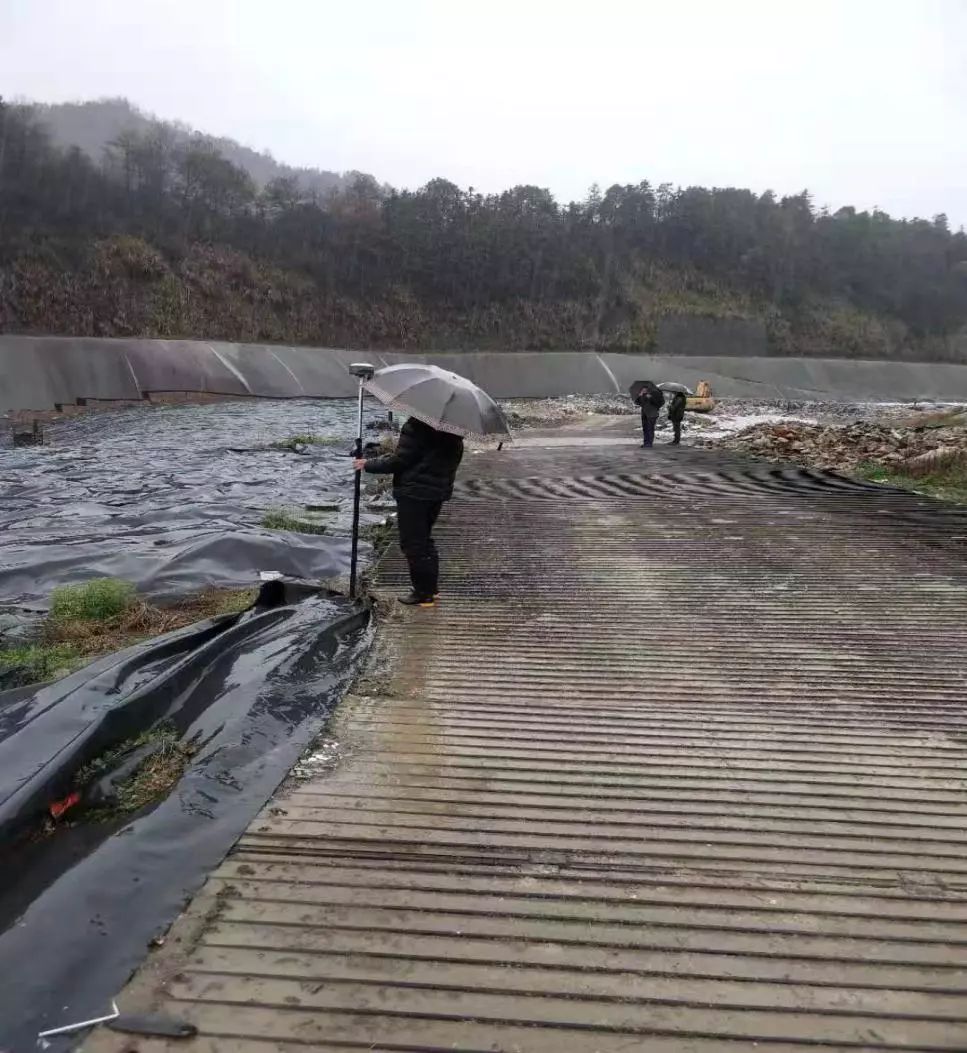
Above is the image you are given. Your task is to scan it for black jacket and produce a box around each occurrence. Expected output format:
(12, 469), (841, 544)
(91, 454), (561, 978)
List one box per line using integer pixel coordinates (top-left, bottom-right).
(668, 392), (687, 422)
(364, 417), (464, 502)
(635, 387), (665, 420)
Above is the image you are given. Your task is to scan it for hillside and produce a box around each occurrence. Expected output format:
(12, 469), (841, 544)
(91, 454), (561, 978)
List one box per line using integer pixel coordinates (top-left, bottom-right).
(24, 97), (366, 198)
(1, 97), (966, 360)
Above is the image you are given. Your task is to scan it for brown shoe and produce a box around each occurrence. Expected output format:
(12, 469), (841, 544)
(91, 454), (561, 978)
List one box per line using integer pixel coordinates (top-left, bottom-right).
(399, 591), (436, 608)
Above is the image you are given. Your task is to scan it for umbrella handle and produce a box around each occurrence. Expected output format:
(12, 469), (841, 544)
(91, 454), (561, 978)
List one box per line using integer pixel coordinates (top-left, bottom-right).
(349, 379), (365, 599)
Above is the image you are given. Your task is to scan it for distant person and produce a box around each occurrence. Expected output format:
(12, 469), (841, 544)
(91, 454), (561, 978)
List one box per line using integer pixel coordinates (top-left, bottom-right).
(635, 382), (665, 448)
(668, 391), (687, 445)
(354, 417), (464, 607)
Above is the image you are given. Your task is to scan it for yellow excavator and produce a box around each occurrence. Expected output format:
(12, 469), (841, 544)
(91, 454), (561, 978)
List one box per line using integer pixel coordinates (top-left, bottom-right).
(686, 380), (716, 413)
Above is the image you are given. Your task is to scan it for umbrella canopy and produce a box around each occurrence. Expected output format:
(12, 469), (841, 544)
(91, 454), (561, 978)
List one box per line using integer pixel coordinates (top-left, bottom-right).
(658, 382), (695, 396)
(629, 379), (661, 401)
(363, 364), (511, 440)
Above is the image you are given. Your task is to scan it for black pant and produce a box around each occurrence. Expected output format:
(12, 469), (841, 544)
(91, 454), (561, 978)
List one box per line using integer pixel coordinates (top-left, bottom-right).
(670, 418), (683, 444)
(396, 497), (443, 597)
(641, 412), (657, 447)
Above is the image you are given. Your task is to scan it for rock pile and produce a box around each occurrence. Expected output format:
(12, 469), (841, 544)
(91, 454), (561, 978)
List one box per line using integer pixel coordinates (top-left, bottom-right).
(705, 416), (967, 474)
(502, 395), (635, 429)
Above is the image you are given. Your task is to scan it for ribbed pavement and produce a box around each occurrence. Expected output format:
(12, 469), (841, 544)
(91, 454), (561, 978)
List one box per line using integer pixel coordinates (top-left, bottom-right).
(87, 431), (967, 1052)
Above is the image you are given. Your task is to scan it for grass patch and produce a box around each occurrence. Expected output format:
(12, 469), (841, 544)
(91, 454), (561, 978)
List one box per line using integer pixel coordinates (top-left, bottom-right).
(1, 585), (257, 689)
(114, 735), (193, 812)
(363, 519), (396, 554)
(0, 642), (81, 685)
(45, 585), (257, 653)
(857, 462), (890, 481)
(856, 461), (967, 504)
(262, 507), (328, 534)
(49, 578), (136, 623)
(269, 433), (344, 452)
(192, 586), (258, 617)
(74, 725), (164, 788)
(75, 723), (196, 818)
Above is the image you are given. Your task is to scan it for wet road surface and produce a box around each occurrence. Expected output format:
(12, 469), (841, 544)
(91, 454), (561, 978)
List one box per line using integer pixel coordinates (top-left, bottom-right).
(85, 422), (967, 1052)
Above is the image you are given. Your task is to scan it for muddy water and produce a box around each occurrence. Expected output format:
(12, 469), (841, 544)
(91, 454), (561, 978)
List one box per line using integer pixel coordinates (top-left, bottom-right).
(0, 399), (391, 612)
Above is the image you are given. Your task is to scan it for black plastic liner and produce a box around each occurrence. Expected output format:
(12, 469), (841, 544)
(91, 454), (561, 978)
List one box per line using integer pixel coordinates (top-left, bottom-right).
(0, 582), (370, 1050)
(0, 524), (353, 615)
(0, 399), (386, 612)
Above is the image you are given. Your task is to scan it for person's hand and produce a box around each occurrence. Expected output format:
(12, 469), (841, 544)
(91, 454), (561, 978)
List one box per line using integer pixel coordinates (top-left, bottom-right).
(352, 458), (366, 472)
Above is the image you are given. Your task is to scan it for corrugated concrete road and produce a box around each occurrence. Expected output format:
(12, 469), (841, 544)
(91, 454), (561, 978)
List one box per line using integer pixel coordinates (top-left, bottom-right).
(87, 425), (967, 1052)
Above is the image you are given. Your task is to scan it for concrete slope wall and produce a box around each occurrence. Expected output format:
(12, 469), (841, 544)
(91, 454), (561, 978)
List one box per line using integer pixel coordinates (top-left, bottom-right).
(2, 335), (966, 414)
(600, 354), (967, 402)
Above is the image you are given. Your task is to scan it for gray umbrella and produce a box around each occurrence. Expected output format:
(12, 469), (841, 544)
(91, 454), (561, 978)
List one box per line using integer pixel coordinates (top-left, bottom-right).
(658, 382), (695, 395)
(363, 364), (511, 439)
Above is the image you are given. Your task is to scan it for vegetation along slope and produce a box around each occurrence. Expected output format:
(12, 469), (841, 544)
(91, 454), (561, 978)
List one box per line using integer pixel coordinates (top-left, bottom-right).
(2, 97), (966, 360)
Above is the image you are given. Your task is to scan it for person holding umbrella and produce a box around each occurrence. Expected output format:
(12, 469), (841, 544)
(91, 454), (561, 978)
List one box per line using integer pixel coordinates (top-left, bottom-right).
(667, 390), (687, 444)
(354, 417), (463, 606)
(631, 381), (665, 448)
(657, 382), (693, 445)
(351, 364), (510, 608)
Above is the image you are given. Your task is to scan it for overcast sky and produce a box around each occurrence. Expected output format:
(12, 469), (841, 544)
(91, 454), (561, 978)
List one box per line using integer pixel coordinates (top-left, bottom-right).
(4, 0), (966, 226)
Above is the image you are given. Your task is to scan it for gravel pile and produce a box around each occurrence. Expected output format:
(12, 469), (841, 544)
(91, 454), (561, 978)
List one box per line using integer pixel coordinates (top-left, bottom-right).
(702, 412), (967, 473)
(501, 395), (635, 429)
